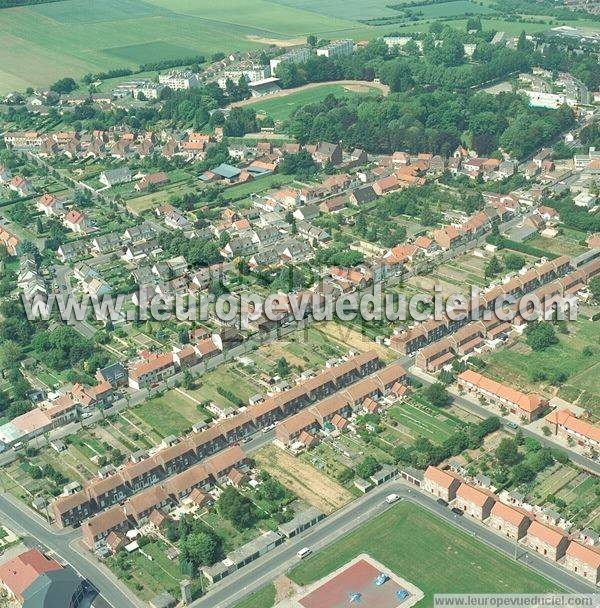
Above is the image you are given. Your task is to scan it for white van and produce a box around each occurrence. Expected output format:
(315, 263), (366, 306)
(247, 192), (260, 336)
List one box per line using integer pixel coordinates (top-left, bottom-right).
(297, 547), (312, 559)
(385, 493), (400, 504)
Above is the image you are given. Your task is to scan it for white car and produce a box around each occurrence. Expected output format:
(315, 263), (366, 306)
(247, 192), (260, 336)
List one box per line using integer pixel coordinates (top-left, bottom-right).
(385, 493), (400, 504)
(297, 547), (312, 559)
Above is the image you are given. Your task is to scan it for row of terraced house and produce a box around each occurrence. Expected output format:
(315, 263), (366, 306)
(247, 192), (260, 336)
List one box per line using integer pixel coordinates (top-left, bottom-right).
(49, 352), (407, 547)
(422, 466), (600, 584)
(391, 255), (574, 356)
(392, 256), (600, 378)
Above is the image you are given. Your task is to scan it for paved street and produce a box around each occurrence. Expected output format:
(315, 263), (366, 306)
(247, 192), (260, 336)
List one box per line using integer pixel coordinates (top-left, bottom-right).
(0, 494), (143, 608)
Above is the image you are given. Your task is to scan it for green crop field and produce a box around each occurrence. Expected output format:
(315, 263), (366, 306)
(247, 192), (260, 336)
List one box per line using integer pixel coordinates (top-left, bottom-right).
(0, 0), (362, 93)
(244, 83), (382, 122)
(2, 0), (599, 94)
(103, 41), (198, 63)
(289, 501), (562, 606)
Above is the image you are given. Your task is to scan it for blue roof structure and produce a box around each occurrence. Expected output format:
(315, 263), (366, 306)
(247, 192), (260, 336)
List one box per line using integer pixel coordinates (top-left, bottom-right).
(212, 163), (241, 179)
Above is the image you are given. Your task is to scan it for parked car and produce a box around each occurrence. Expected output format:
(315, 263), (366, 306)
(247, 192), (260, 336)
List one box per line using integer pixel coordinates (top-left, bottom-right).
(436, 498), (448, 507)
(451, 507), (464, 516)
(297, 547), (312, 559)
(385, 493), (400, 504)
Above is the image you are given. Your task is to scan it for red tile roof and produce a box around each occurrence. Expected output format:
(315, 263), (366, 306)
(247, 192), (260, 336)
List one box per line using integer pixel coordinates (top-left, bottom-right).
(0, 550), (62, 602)
(566, 542), (600, 569)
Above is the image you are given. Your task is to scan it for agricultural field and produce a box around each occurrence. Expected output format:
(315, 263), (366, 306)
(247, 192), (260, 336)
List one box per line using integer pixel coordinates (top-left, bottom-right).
(0, 0), (362, 93)
(289, 501), (561, 605)
(238, 82), (384, 123)
(482, 314), (600, 415)
(3, 0), (598, 93)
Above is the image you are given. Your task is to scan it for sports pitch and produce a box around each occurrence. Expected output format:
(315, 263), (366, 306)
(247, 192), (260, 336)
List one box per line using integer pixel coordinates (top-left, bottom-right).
(239, 83), (383, 122)
(289, 502), (562, 606)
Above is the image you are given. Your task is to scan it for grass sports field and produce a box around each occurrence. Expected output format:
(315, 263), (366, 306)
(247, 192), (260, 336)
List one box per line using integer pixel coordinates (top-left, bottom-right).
(233, 584), (276, 608)
(239, 82), (383, 122)
(1, 0), (599, 93)
(289, 501), (561, 607)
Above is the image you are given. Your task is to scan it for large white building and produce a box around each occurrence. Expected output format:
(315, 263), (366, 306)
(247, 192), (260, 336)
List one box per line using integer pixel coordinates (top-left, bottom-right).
(270, 47), (311, 76)
(522, 90), (576, 109)
(316, 39), (354, 58)
(158, 71), (200, 91)
(217, 63), (270, 89)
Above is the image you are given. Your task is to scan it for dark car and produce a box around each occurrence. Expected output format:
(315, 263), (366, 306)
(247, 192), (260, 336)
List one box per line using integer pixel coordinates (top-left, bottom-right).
(436, 498), (448, 507)
(451, 507), (464, 516)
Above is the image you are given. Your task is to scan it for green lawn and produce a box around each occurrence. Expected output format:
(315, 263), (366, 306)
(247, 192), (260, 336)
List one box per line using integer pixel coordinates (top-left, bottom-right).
(131, 393), (197, 437)
(289, 501), (562, 606)
(186, 365), (261, 408)
(233, 583), (276, 608)
(222, 174), (295, 201)
(388, 400), (457, 443)
(244, 83), (382, 122)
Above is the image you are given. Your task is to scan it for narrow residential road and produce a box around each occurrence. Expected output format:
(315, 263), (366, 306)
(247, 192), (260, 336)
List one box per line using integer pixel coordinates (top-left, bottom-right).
(0, 494), (143, 608)
(191, 480), (597, 608)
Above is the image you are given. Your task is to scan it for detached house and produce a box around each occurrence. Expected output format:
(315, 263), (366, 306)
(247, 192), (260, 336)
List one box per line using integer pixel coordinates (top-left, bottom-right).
(99, 167), (132, 188)
(36, 193), (65, 217)
(135, 171), (169, 191)
(8, 176), (33, 197)
(312, 142), (342, 166)
(63, 209), (89, 233)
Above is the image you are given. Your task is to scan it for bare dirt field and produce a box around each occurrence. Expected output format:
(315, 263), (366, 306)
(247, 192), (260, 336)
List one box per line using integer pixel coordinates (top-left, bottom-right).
(255, 445), (353, 514)
(246, 35), (307, 47)
(316, 323), (391, 361)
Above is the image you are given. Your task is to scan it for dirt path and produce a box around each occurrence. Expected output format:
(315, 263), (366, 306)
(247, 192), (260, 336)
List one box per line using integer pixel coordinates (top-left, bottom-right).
(230, 80), (390, 109)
